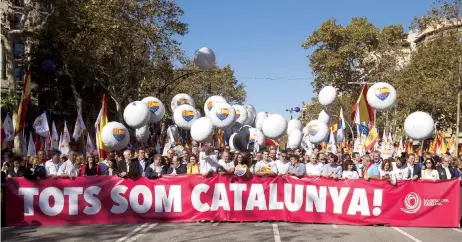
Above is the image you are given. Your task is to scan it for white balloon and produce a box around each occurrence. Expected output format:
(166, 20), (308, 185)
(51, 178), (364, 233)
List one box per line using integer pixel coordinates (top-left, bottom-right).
(135, 125), (150, 143)
(367, 82), (397, 111)
(307, 120), (329, 144)
(142, 97), (165, 123)
(171, 93), (195, 112)
(287, 119), (302, 135)
(233, 105), (248, 126)
(318, 110), (332, 125)
(190, 117), (214, 142)
(244, 104), (257, 126)
(249, 128), (265, 147)
(228, 133), (238, 151)
(262, 114), (287, 139)
(204, 96), (226, 118)
(195, 109), (202, 118)
(302, 126), (308, 135)
(123, 101), (150, 129)
(255, 112), (267, 130)
(173, 104), (198, 130)
(288, 129), (303, 149)
(101, 122), (130, 151)
(209, 102), (236, 128)
(318, 86), (337, 106)
(194, 47), (216, 70)
(404, 111), (434, 141)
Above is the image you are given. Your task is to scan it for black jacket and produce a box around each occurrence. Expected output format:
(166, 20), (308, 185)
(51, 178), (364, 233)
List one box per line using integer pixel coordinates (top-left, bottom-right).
(24, 164), (46, 181)
(436, 166), (455, 180)
(117, 159), (140, 178)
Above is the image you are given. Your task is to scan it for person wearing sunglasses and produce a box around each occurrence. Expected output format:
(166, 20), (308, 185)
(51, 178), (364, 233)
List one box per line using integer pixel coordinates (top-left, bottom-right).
(421, 158), (439, 181)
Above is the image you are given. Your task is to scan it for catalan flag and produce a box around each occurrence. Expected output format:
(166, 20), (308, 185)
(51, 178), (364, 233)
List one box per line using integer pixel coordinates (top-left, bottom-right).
(351, 84), (374, 126)
(95, 94), (109, 161)
(14, 68), (32, 135)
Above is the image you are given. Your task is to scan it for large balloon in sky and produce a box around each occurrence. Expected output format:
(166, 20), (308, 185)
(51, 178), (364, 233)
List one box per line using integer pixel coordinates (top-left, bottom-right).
(173, 104), (198, 130)
(307, 120), (329, 144)
(209, 102), (236, 128)
(367, 82), (397, 111)
(101, 122), (130, 151)
(318, 86), (337, 106)
(255, 112), (267, 131)
(204, 96), (226, 118)
(123, 101), (150, 129)
(287, 119), (302, 135)
(190, 117), (214, 143)
(244, 104), (257, 126)
(194, 47), (216, 70)
(171, 93), (195, 112)
(262, 114), (287, 139)
(288, 129), (303, 149)
(141, 96), (165, 123)
(404, 111), (434, 141)
(232, 105), (248, 126)
(318, 110), (332, 125)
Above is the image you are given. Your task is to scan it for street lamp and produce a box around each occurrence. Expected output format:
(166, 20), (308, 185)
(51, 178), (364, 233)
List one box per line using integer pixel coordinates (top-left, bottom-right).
(286, 106), (301, 120)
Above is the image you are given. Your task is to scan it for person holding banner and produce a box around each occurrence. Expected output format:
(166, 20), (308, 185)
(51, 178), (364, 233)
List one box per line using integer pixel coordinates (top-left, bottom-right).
(254, 150), (277, 177)
(117, 150), (140, 179)
(218, 151), (235, 175)
(186, 155), (200, 175)
(199, 144), (220, 177)
(287, 155), (306, 177)
(322, 153), (342, 179)
(234, 153), (250, 177)
(103, 159), (119, 176)
(57, 151), (77, 179)
(404, 154), (421, 181)
(362, 155), (380, 181)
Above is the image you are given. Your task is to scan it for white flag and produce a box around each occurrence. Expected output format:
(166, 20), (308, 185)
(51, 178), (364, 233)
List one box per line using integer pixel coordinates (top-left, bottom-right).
(72, 112), (87, 140)
(60, 122), (71, 155)
(33, 112), (50, 137)
(336, 108), (346, 142)
(51, 121), (59, 150)
(327, 130), (337, 154)
(86, 134), (95, 154)
(3, 114), (14, 141)
(27, 133), (36, 156)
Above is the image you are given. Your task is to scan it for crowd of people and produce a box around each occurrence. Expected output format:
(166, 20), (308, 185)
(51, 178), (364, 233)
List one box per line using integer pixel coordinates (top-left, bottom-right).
(1, 144), (462, 182)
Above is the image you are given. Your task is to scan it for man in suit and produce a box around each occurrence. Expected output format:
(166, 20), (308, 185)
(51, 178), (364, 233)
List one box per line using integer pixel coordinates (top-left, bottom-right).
(436, 156), (455, 180)
(404, 154), (421, 180)
(117, 150), (140, 179)
(137, 149), (152, 176)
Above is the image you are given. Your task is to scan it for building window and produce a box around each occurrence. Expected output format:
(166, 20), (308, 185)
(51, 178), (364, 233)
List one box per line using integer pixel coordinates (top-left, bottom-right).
(13, 42), (25, 59)
(14, 65), (25, 83)
(13, 13), (22, 29)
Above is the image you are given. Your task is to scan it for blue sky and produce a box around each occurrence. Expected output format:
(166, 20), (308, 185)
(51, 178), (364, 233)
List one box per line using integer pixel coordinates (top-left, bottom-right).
(176, 0), (433, 119)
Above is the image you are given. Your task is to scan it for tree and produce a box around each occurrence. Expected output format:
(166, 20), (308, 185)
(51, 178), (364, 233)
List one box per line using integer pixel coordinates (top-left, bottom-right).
(302, 18), (407, 93)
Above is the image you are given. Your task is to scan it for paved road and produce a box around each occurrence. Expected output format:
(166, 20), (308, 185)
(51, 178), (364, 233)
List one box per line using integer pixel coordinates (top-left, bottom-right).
(1, 222), (461, 242)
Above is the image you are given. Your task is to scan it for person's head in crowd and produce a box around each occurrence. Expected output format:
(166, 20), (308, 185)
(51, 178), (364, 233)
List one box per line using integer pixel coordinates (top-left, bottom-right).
(441, 156), (452, 168)
(269, 148), (277, 161)
(189, 155), (198, 165)
(86, 154), (97, 166)
(233, 150), (240, 157)
(138, 149), (145, 160)
(290, 154), (300, 165)
(2, 150), (12, 163)
(60, 155), (68, 163)
(181, 149), (190, 162)
(145, 147), (155, 159)
(161, 156), (169, 166)
(214, 148), (220, 155)
(134, 150), (139, 158)
(455, 158), (462, 170)
(352, 152), (361, 164)
(108, 159), (117, 170)
(406, 154), (416, 166)
(171, 156), (180, 167)
(262, 150), (269, 162)
(68, 151), (76, 162)
(29, 155), (37, 165)
(295, 148), (302, 156)
(381, 158), (394, 172)
(12, 156), (22, 169)
(396, 156), (406, 167)
(328, 153), (338, 166)
(234, 153), (246, 166)
(343, 159), (356, 171)
(302, 153), (310, 163)
(255, 151), (262, 161)
(313, 148), (320, 156)
(192, 147), (199, 156)
(153, 154), (162, 166)
(342, 154), (351, 161)
(123, 150), (132, 161)
(167, 148), (175, 159)
(317, 152), (326, 160)
(221, 151), (230, 162)
(202, 143), (213, 155)
(37, 151), (45, 161)
(362, 155), (372, 166)
(424, 158), (436, 170)
(372, 151), (381, 162)
(75, 154), (85, 166)
(286, 148), (293, 156)
(107, 151), (115, 160)
(31, 156), (41, 167)
(279, 150), (288, 162)
(342, 147), (348, 154)
(309, 153), (317, 164)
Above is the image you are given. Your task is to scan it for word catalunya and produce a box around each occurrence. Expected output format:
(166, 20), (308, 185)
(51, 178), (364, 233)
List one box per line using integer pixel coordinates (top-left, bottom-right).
(18, 183), (383, 217)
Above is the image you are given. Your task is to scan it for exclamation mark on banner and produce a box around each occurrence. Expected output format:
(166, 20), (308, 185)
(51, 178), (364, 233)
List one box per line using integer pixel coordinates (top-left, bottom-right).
(372, 189), (383, 216)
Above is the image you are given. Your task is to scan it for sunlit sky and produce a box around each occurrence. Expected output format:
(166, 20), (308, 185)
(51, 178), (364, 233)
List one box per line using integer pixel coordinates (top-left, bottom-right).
(176, 0), (433, 119)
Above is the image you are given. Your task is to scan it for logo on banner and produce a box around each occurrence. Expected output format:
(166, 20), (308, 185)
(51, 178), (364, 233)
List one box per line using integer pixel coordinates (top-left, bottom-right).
(400, 192), (421, 214)
(308, 124), (318, 136)
(148, 101), (160, 113)
(375, 87), (390, 101)
(207, 101), (213, 111)
(235, 109), (241, 119)
(182, 110), (195, 122)
(235, 165), (247, 176)
(113, 128), (126, 141)
(177, 98), (190, 106)
(216, 108), (230, 121)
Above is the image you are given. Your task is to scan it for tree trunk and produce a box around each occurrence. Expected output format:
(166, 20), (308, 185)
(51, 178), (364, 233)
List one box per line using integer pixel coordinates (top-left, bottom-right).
(70, 82), (83, 115)
(110, 96), (123, 122)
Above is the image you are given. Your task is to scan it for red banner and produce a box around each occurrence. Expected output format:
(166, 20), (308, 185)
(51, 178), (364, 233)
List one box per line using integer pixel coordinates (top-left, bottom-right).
(5, 175), (460, 227)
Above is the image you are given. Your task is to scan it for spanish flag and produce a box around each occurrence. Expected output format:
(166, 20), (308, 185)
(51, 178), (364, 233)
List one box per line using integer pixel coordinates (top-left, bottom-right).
(364, 125), (379, 151)
(14, 68), (32, 135)
(95, 94), (109, 161)
(217, 129), (225, 148)
(351, 84), (374, 125)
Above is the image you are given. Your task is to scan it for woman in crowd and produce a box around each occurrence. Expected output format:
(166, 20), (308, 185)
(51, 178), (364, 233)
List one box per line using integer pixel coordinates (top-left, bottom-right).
(81, 155), (101, 176)
(342, 159), (359, 179)
(7, 156), (26, 178)
(380, 158), (394, 180)
(421, 158), (439, 180)
(103, 159), (119, 176)
(234, 153), (250, 177)
(186, 155), (200, 175)
(74, 155), (85, 176)
(165, 156), (186, 175)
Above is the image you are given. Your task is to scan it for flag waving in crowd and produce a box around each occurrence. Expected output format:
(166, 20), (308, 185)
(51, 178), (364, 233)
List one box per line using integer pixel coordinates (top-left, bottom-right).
(73, 112), (87, 140)
(33, 112), (50, 137)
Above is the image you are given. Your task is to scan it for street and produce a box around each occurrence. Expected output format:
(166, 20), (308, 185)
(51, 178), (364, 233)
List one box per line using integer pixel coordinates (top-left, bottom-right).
(1, 222), (461, 242)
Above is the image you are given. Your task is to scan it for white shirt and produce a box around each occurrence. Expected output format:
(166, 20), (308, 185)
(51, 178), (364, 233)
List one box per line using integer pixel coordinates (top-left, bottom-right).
(199, 154), (220, 175)
(218, 159), (235, 170)
(274, 160), (290, 175)
(254, 160), (278, 173)
(306, 162), (324, 176)
(342, 170), (360, 179)
(45, 159), (62, 176)
(57, 160), (76, 176)
(421, 169), (439, 180)
(393, 167), (407, 180)
(404, 165), (416, 180)
(443, 166), (452, 179)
